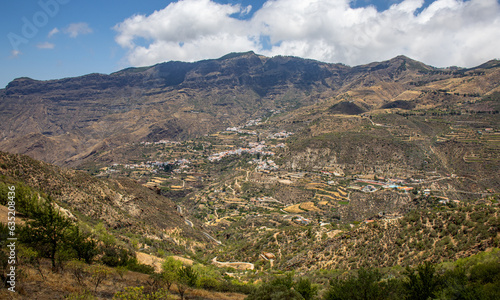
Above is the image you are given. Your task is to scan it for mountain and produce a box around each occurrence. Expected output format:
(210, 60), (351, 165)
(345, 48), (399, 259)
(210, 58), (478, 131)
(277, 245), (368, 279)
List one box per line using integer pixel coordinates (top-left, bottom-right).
(0, 53), (499, 297)
(2, 52), (498, 167)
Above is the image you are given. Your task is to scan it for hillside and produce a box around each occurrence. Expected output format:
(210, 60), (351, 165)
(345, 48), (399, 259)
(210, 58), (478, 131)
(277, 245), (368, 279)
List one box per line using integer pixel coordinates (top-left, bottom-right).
(0, 151), (209, 256)
(1, 53), (498, 167)
(215, 200), (499, 272)
(0, 150), (498, 299)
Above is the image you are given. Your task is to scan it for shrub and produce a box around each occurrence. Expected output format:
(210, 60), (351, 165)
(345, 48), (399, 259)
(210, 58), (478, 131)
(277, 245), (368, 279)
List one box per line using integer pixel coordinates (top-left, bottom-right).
(176, 265), (198, 300)
(116, 265), (128, 280)
(295, 278), (318, 300)
(100, 245), (133, 267)
(161, 257), (182, 290)
(67, 260), (89, 286)
(403, 261), (440, 300)
(69, 226), (98, 264)
(113, 286), (173, 300)
(247, 273), (303, 300)
(18, 246), (45, 280)
(126, 259), (155, 275)
(88, 264), (110, 293)
(324, 268), (387, 300)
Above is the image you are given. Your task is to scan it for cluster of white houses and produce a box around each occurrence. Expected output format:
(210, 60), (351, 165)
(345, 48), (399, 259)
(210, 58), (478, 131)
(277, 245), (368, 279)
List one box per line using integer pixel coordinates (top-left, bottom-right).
(208, 142), (275, 162)
(268, 131), (294, 139)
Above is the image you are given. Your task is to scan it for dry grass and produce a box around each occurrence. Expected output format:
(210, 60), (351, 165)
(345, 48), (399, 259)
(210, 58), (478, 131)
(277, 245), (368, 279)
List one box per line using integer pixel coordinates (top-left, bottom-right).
(150, 178), (166, 184)
(0, 204), (26, 225)
(299, 202), (321, 212)
(305, 183), (329, 190)
(1, 258), (246, 300)
(305, 182), (326, 187)
(337, 187), (348, 197)
(188, 288), (246, 300)
(284, 203), (305, 213)
(306, 185), (348, 199)
(135, 252), (164, 272)
(315, 193), (345, 201)
(170, 255), (194, 265)
(224, 198), (246, 203)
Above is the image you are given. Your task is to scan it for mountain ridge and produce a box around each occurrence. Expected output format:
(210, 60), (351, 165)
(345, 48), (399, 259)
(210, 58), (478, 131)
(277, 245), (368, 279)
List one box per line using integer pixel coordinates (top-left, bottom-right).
(2, 52), (447, 88)
(0, 52), (498, 167)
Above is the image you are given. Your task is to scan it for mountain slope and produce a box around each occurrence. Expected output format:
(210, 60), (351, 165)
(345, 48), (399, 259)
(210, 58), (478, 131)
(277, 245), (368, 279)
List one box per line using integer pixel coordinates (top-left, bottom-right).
(3, 52), (497, 167)
(0, 151), (207, 251)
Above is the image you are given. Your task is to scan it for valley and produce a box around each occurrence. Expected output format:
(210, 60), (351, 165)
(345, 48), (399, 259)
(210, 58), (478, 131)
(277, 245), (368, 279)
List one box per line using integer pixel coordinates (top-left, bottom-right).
(79, 107), (498, 270)
(0, 52), (498, 299)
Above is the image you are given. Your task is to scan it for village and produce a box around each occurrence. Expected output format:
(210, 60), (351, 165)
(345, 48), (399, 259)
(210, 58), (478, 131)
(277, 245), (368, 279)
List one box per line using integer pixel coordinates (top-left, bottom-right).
(93, 118), (476, 233)
(90, 108), (500, 239)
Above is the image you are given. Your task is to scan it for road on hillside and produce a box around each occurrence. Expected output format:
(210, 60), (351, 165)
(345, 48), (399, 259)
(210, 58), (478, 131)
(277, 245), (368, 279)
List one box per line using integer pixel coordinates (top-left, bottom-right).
(212, 256), (254, 270)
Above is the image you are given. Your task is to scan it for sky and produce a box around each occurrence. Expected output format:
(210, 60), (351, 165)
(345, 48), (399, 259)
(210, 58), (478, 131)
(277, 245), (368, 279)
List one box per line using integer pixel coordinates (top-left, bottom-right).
(1, 0), (500, 88)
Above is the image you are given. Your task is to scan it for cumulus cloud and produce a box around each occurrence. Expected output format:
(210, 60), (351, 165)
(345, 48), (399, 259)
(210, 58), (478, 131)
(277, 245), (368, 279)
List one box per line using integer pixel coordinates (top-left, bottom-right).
(114, 0), (500, 68)
(114, 0), (255, 65)
(64, 22), (93, 38)
(37, 42), (55, 49)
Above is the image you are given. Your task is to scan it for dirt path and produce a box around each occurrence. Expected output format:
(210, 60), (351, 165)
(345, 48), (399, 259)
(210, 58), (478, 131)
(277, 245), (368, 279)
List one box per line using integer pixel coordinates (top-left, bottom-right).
(212, 257), (254, 270)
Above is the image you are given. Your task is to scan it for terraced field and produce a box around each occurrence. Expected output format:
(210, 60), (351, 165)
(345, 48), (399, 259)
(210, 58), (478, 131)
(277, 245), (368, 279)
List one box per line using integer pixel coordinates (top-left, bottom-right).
(307, 183), (349, 203)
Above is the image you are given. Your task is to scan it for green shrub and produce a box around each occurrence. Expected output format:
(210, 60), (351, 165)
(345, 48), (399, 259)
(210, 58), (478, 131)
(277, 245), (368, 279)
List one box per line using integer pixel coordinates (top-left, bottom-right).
(247, 273), (303, 300)
(403, 262), (440, 300)
(126, 259), (155, 275)
(295, 278), (318, 300)
(324, 268), (390, 300)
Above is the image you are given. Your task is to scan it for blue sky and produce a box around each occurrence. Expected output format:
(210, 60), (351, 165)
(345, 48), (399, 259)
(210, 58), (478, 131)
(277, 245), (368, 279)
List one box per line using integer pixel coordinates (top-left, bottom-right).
(1, 0), (499, 88)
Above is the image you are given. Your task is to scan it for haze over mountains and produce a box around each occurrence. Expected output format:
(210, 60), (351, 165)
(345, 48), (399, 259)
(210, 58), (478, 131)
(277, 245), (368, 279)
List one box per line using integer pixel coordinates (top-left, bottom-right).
(1, 51), (498, 168)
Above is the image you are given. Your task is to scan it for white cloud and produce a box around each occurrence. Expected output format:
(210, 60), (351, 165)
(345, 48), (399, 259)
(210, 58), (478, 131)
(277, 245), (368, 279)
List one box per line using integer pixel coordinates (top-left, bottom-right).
(64, 22), (93, 38)
(114, 0), (256, 65)
(37, 42), (55, 49)
(240, 4), (252, 16)
(114, 0), (500, 68)
(48, 27), (59, 38)
(10, 50), (21, 58)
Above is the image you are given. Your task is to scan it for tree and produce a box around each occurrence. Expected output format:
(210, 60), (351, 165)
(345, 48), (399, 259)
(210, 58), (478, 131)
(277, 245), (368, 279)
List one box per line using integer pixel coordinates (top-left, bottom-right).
(403, 261), (440, 300)
(161, 256), (182, 291)
(247, 273), (304, 300)
(68, 226), (97, 264)
(20, 197), (73, 270)
(192, 263), (224, 290)
(438, 266), (479, 300)
(295, 278), (318, 300)
(324, 268), (388, 300)
(176, 265), (198, 300)
(100, 244), (132, 267)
